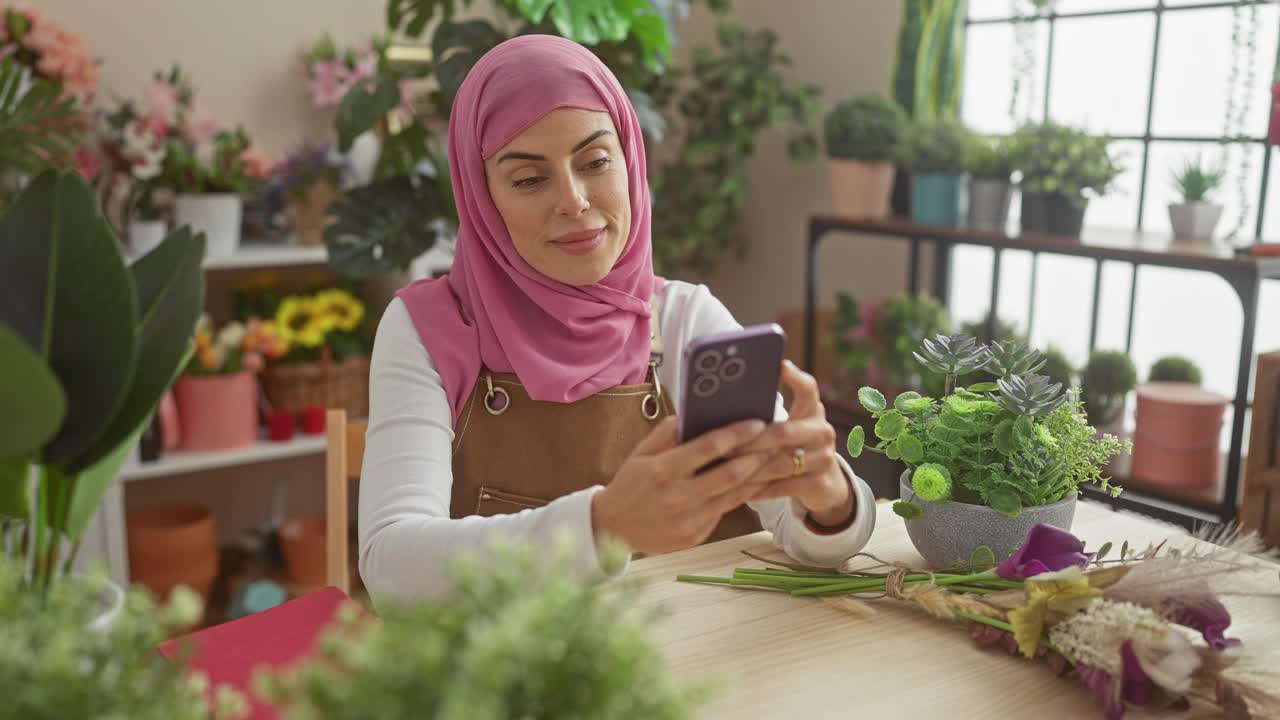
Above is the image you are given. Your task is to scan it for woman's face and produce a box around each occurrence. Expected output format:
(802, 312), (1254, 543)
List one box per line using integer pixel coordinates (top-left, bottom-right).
(485, 108), (631, 286)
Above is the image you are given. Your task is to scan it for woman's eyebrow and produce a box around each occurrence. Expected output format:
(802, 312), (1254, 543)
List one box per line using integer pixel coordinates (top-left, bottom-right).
(496, 129), (614, 164)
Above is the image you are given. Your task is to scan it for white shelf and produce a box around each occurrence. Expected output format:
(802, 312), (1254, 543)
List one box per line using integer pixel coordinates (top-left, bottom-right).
(202, 243), (328, 270)
(120, 434), (327, 482)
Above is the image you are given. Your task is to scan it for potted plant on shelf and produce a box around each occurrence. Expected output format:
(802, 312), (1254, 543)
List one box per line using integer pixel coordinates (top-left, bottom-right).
(0, 170), (206, 602)
(869, 293), (952, 398)
(964, 134), (1013, 232)
(1080, 350), (1137, 437)
(845, 335), (1131, 568)
(96, 81), (178, 258)
(1007, 121), (1121, 238)
(897, 118), (972, 227)
(274, 141), (344, 248)
(248, 285), (373, 420)
(823, 95), (907, 219)
(1168, 156), (1225, 242)
(1132, 355), (1228, 492)
(174, 314), (285, 452)
(1039, 346), (1077, 392)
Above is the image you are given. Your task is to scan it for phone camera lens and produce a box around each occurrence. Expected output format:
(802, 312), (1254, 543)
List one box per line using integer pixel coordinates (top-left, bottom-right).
(694, 350), (722, 374)
(720, 357), (746, 382)
(693, 373), (720, 398)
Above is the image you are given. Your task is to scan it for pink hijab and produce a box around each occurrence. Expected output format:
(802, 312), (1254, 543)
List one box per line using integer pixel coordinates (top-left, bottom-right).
(396, 34), (662, 424)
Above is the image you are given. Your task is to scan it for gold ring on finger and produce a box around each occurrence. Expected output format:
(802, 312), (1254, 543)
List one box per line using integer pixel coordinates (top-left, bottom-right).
(791, 447), (805, 477)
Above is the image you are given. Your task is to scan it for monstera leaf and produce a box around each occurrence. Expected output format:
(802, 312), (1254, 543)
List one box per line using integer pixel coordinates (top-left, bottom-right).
(336, 75), (401, 153)
(432, 19), (509, 107)
(325, 175), (445, 278)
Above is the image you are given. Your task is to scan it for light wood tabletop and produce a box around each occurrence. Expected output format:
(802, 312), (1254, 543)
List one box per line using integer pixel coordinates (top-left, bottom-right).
(629, 501), (1280, 719)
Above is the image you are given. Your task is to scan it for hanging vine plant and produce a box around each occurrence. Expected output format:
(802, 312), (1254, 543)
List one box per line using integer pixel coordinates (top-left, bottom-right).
(1221, 0), (1260, 240)
(1008, 0), (1053, 124)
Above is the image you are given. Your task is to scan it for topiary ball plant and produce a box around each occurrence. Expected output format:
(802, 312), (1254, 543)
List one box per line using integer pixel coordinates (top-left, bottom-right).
(964, 134), (1012, 180)
(897, 118), (972, 175)
(1080, 350), (1137, 427)
(1149, 355), (1202, 385)
(823, 95), (907, 164)
(1039, 347), (1077, 392)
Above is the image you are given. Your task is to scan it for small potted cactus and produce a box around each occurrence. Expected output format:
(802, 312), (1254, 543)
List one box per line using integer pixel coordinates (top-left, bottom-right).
(1132, 355), (1228, 491)
(1168, 156), (1225, 242)
(823, 95), (907, 219)
(1080, 350), (1137, 437)
(845, 335), (1131, 568)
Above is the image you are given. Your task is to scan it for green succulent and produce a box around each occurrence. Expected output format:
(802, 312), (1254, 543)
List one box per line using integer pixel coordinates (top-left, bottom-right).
(896, 118), (972, 175)
(824, 95), (907, 163)
(1149, 355), (1202, 385)
(983, 341), (1046, 379)
(997, 373), (1068, 417)
(913, 334), (989, 377)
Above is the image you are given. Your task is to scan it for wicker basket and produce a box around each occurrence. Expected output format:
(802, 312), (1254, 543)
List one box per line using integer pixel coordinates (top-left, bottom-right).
(261, 356), (370, 419)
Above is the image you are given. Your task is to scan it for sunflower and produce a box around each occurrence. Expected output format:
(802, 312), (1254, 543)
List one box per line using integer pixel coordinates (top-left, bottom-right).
(274, 296), (329, 349)
(313, 289), (365, 332)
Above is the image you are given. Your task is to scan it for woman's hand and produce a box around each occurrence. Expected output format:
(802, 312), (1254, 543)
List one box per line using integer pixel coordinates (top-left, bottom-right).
(737, 360), (853, 527)
(591, 417), (772, 555)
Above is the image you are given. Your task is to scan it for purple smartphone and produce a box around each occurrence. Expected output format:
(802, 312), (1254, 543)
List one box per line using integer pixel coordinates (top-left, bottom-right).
(678, 323), (786, 443)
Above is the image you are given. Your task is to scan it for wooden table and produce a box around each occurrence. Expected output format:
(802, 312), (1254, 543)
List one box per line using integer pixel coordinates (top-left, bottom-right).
(630, 501), (1280, 719)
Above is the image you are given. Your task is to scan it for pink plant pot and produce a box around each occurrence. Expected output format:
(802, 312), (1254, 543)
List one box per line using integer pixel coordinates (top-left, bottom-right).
(174, 372), (259, 452)
(1131, 382), (1229, 489)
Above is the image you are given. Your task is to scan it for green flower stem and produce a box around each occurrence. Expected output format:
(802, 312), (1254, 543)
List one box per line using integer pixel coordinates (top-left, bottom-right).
(733, 568), (858, 579)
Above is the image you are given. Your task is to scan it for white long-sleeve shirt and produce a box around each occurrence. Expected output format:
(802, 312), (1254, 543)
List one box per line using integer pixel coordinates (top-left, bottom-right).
(358, 280), (876, 603)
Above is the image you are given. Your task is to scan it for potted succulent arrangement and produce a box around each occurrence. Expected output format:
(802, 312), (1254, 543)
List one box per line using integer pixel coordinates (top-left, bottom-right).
(0, 171), (206, 607)
(1132, 355), (1228, 492)
(275, 140), (345, 247)
(823, 95), (907, 219)
(845, 335), (1131, 568)
(1007, 121), (1121, 237)
(898, 118), (972, 227)
(1168, 156), (1225, 242)
(1080, 350), (1137, 437)
(964, 134), (1013, 232)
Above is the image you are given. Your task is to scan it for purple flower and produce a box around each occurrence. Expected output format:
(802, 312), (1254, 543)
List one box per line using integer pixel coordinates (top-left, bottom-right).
(996, 524), (1092, 580)
(1075, 642), (1155, 720)
(1165, 598), (1241, 652)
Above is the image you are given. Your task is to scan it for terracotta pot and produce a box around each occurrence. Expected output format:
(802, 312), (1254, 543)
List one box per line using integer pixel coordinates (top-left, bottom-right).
(279, 515), (328, 587)
(829, 160), (895, 219)
(127, 504), (218, 606)
(288, 181), (338, 247)
(1131, 382), (1229, 489)
(174, 371), (259, 451)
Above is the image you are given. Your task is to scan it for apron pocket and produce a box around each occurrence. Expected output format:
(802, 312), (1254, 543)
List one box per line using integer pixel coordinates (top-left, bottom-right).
(475, 485), (550, 516)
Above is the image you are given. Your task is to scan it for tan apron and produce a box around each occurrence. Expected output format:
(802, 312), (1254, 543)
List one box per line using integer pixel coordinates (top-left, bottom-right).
(449, 305), (760, 544)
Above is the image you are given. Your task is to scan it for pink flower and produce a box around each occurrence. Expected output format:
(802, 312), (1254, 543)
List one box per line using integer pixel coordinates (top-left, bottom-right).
(1163, 598), (1240, 652)
(74, 147), (100, 180)
(243, 352), (264, 373)
(21, 14), (98, 104)
(349, 52), (377, 83)
(183, 98), (218, 146)
(307, 59), (348, 108)
(240, 148), (277, 180)
(143, 78), (178, 126)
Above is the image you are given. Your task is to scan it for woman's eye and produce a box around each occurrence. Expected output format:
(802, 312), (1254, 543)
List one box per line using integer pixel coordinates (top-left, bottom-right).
(585, 157), (611, 171)
(512, 176), (544, 188)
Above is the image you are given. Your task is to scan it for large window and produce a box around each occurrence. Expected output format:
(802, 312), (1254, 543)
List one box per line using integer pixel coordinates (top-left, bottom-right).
(953, 1), (1280, 434)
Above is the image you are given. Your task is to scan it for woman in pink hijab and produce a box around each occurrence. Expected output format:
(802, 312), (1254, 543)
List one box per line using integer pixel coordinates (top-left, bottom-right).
(358, 34), (875, 601)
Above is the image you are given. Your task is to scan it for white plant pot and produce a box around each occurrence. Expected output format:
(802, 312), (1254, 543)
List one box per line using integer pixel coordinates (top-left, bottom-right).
(128, 219), (168, 260)
(1168, 202), (1223, 242)
(174, 193), (242, 257)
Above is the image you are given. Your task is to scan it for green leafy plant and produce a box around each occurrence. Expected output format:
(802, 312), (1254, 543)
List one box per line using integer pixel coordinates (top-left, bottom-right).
(964, 134), (1011, 180)
(959, 313), (1023, 346)
(0, 171), (206, 592)
(1080, 350), (1137, 427)
(1006, 121), (1121, 207)
(256, 538), (707, 719)
(324, 174), (451, 278)
(830, 291), (874, 375)
(1039, 346), (1076, 391)
(823, 95), (906, 162)
(897, 118), (972, 175)
(0, 558), (246, 719)
(846, 333), (1130, 518)
(873, 293), (952, 394)
(1149, 355), (1202, 385)
(1171, 156), (1225, 204)
(892, 0), (967, 120)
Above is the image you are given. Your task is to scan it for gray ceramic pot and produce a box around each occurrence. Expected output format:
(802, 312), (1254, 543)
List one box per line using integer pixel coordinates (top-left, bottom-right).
(899, 471), (1077, 569)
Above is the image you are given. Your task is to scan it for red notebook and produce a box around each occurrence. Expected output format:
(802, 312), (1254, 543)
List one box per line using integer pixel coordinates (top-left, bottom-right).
(157, 586), (353, 720)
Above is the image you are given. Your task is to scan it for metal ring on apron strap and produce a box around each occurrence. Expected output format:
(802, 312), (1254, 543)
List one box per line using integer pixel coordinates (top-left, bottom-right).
(484, 374), (510, 415)
(641, 360), (662, 421)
